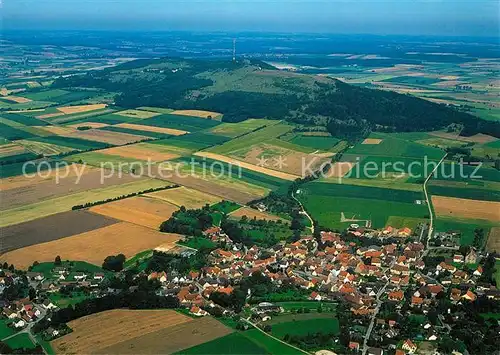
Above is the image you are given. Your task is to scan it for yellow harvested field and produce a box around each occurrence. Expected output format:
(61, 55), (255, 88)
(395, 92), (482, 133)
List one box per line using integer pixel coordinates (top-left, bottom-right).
(65, 129), (150, 145)
(145, 186), (222, 209)
(114, 109), (161, 119)
(194, 151), (299, 180)
(432, 196), (500, 222)
(0, 178), (168, 227)
(324, 162), (355, 178)
(230, 206), (286, 222)
(440, 75), (460, 80)
(0, 143), (26, 156)
(37, 112), (65, 119)
(57, 104), (107, 114)
(51, 311), (232, 355)
(89, 196), (179, 229)
(68, 122), (110, 129)
(115, 123), (188, 136)
(362, 138), (383, 145)
(2, 95), (32, 103)
(36, 125), (76, 135)
(171, 109), (222, 119)
(51, 310), (191, 354)
(1, 222), (182, 269)
(99, 143), (180, 162)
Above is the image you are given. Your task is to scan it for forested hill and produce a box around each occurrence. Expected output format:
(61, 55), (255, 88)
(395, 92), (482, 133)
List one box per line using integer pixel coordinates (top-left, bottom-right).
(53, 57), (499, 139)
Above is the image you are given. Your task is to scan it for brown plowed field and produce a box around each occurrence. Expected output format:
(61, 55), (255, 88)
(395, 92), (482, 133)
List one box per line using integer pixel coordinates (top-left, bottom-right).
(51, 310), (193, 354)
(1, 222), (182, 269)
(89, 196), (178, 229)
(65, 129), (150, 145)
(98, 144), (180, 162)
(432, 196), (500, 222)
(115, 123), (188, 135)
(0, 210), (118, 254)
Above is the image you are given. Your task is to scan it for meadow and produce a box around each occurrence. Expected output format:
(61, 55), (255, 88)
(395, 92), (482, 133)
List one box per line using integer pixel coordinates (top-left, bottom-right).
(137, 113), (221, 132)
(270, 314), (340, 338)
(27, 135), (110, 150)
(211, 119), (273, 138)
(178, 332), (267, 355)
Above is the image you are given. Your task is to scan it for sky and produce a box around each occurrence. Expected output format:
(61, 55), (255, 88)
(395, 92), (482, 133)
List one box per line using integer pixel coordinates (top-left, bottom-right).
(2, 0), (499, 37)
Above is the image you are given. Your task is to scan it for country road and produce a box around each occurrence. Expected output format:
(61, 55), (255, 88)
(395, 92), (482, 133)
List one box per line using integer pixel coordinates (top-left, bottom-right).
(423, 153), (447, 247)
(292, 190), (315, 234)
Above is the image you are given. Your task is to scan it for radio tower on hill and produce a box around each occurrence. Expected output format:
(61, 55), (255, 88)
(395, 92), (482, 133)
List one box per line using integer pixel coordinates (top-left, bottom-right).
(232, 38), (236, 62)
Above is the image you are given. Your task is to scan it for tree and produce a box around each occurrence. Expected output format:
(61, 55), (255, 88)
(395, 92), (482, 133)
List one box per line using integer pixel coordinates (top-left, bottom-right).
(102, 254), (126, 272)
(54, 256), (62, 266)
(29, 287), (37, 301)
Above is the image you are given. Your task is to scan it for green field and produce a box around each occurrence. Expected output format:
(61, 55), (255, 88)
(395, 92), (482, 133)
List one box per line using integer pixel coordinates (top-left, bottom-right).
(429, 184), (500, 202)
(211, 119), (274, 138)
(28, 135), (110, 150)
(298, 181), (428, 230)
(178, 237), (217, 249)
(177, 332), (268, 354)
(167, 132), (231, 148)
(300, 194), (428, 230)
(137, 114), (220, 132)
(349, 133), (445, 160)
(0, 159), (60, 178)
(211, 200), (242, 214)
(302, 181), (424, 203)
(242, 329), (303, 355)
(1, 112), (50, 126)
(151, 138), (210, 153)
(209, 122), (294, 155)
(381, 75), (443, 86)
(270, 315), (340, 338)
(4, 333), (37, 350)
(0, 319), (15, 339)
(0, 122), (36, 140)
(287, 135), (340, 151)
(433, 163), (500, 183)
(22, 89), (69, 101)
(0, 151), (39, 165)
(69, 112), (135, 125)
(99, 125), (172, 139)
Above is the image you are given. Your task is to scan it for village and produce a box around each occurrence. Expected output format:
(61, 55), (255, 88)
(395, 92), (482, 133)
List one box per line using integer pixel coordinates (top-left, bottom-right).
(2, 220), (499, 355)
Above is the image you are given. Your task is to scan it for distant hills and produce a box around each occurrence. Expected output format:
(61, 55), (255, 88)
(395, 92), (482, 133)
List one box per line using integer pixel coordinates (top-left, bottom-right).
(54, 57), (500, 140)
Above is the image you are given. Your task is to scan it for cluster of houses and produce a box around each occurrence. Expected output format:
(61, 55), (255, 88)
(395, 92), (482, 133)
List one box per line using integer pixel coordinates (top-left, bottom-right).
(143, 226), (499, 354)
